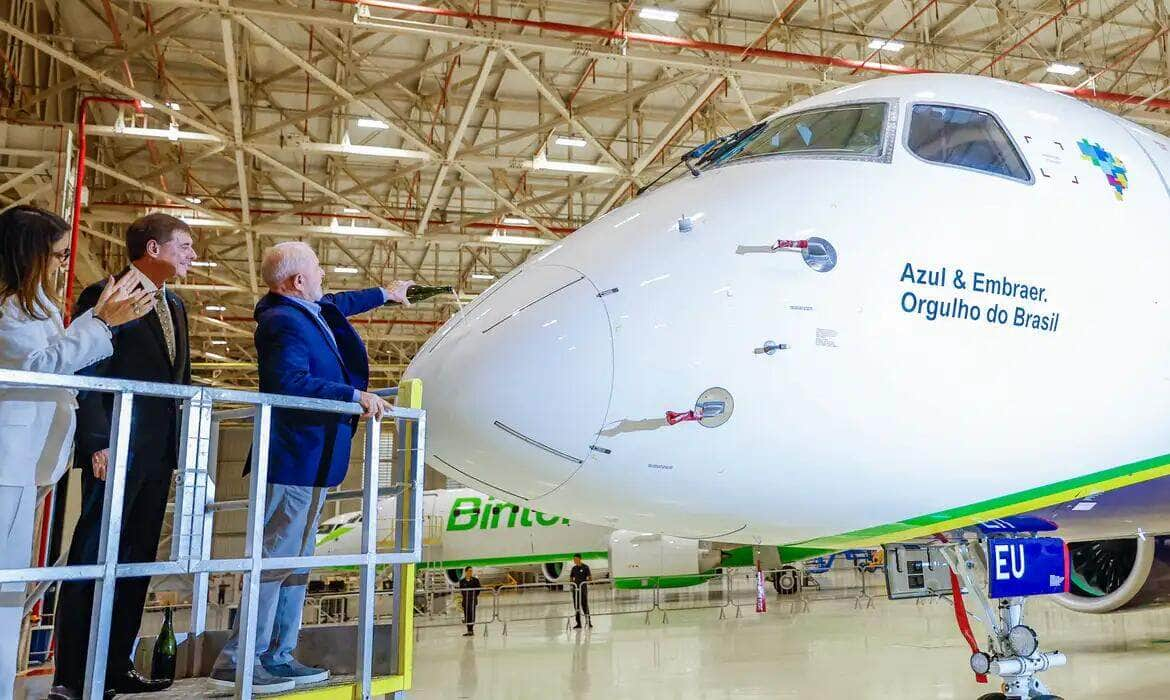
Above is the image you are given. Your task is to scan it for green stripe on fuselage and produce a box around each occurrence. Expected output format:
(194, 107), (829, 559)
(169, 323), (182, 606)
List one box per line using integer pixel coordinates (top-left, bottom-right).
(418, 551), (608, 571)
(777, 450), (1170, 559)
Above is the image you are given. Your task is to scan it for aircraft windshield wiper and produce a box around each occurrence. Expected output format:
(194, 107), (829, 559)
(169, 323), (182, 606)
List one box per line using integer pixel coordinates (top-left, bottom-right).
(635, 123), (767, 196)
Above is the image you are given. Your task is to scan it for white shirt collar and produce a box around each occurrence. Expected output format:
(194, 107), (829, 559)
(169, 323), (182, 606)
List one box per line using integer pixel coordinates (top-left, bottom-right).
(129, 263), (164, 293)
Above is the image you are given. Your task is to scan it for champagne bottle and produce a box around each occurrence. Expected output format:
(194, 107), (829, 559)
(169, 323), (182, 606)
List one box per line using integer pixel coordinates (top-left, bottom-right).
(151, 606), (177, 682)
(386, 285), (454, 305)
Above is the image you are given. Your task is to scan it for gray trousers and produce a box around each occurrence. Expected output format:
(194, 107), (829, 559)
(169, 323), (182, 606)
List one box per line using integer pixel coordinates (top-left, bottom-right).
(214, 483), (327, 671)
(0, 485), (36, 700)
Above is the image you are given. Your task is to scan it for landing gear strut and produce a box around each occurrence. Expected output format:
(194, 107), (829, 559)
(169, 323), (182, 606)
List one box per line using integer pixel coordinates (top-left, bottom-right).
(939, 543), (1066, 700)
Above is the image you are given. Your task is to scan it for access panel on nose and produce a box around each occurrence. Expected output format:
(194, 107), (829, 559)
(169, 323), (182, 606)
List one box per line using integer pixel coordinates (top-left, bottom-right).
(446, 264), (614, 500)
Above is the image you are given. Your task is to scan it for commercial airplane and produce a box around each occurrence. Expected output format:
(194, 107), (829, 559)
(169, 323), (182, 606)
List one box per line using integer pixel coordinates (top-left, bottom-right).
(314, 488), (746, 588)
(404, 73), (1170, 696)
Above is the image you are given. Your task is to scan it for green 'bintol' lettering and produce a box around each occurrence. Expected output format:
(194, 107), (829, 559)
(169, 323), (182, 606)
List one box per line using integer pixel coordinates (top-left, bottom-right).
(445, 497), (573, 531)
(534, 511), (561, 526)
(447, 497), (480, 531)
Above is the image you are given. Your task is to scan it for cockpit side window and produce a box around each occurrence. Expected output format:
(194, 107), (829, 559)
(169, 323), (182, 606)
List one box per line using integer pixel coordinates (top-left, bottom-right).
(703, 102), (891, 168)
(906, 104), (1031, 182)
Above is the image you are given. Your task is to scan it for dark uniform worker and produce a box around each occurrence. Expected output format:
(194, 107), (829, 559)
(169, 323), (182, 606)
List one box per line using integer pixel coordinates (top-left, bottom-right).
(569, 554), (592, 629)
(458, 567), (481, 636)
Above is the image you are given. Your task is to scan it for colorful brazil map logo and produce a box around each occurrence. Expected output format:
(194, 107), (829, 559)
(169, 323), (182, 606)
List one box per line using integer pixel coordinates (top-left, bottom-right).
(1078, 139), (1128, 200)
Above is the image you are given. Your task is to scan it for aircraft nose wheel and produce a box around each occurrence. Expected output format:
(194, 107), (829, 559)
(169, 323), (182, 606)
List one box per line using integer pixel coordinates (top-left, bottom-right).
(976, 695), (1065, 700)
(938, 543), (1068, 700)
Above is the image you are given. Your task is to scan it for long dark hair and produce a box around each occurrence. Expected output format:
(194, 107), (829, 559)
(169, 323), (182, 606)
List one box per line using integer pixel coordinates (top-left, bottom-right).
(0, 206), (70, 320)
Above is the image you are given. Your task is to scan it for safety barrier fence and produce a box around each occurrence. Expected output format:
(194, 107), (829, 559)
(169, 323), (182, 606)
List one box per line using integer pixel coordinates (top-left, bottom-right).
(393, 561), (890, 635)
(727, 562), (887, 614)
(0, 368), (426, 700)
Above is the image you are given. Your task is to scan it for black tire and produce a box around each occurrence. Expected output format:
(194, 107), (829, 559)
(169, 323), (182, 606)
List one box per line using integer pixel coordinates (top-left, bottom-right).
(975, 694), (1007, 700)
(772, 567), (799, 596)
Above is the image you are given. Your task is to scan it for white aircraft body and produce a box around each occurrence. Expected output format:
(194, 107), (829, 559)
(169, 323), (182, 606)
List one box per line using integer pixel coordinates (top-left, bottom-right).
(408, 74), (1170, 544)
(406, 74), (1170, 616)
(314, 488), (734, 587)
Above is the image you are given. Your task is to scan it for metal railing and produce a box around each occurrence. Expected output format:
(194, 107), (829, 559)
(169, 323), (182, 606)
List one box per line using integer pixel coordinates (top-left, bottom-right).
(0, 368), (425, 700)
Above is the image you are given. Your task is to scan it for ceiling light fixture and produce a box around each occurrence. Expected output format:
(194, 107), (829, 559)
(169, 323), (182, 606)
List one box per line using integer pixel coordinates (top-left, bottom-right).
(555, 136), (588, 148)
(356, 117), (389, 129)
(334, 266), (360, 274)
(531, 153), (620, 175)
(210, 340), (228, 346)
(205, 305), (226, 312)
(190, 261), (218, 268)
(638, 7), (679, 22)
(483, 234), (553, 247)
(867, 39), (904, 52)
(471, 272), (497, 280)
(1047, 62), (1082, 76)
(502, 216), (530, 225)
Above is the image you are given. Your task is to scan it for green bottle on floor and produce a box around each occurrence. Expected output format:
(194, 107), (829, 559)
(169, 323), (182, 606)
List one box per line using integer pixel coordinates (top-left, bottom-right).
(151, 606), (177, 682)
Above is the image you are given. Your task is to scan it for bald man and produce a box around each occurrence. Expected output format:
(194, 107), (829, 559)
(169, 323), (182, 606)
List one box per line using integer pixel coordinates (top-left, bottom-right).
(210, 242), (412, 693)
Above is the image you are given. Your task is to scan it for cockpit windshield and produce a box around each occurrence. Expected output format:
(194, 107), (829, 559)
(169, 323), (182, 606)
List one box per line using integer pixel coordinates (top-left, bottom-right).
(699, 102), (889, 169)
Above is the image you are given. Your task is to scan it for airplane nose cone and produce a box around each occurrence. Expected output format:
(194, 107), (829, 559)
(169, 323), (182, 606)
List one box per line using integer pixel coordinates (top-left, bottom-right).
(406, 264), (613, 500)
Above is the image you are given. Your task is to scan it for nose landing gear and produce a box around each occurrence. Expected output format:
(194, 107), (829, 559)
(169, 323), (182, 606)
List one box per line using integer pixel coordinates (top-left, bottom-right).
(939, 543), (1067, 700)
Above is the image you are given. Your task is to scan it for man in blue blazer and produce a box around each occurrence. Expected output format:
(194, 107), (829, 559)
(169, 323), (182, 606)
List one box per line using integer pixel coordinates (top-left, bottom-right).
(210, 241), (413, 693)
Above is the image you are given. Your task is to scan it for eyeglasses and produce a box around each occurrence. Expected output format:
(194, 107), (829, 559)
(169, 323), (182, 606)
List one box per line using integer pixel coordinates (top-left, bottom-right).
(52, 248), (71, 263)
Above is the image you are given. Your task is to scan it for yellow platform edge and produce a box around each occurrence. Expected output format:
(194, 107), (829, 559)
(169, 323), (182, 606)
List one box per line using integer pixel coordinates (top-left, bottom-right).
(280, 379), (422, 699)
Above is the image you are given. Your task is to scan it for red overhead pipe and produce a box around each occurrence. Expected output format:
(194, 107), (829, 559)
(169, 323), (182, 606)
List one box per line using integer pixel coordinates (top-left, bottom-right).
(851, 0), (938, 75)
(1046, 84), (1170, 112)
(87, 200), (580, 234)
(340, 0), (1170, 114)
(342, 0), (927, 75)
(66, 96), (142, 325)
(979, 0), (1087, 75)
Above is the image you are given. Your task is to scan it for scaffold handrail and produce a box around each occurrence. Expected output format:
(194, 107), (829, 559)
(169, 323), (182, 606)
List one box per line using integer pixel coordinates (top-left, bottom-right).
(0, 368), (425, 700)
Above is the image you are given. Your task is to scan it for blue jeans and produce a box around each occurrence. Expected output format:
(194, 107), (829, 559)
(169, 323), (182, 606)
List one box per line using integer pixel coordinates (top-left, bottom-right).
(214, 483), (327, 670)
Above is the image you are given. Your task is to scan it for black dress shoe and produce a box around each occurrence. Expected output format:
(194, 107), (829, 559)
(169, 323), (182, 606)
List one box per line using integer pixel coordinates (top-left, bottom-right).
(47, 684), (114, 700)
(106, 668), (173, 694)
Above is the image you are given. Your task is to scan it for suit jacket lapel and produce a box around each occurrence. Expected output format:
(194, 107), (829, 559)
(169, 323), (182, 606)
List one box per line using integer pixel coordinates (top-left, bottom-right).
(318, 303), (354, 378)
(276, 295), (348, 370)
(166, 291), (187, 380)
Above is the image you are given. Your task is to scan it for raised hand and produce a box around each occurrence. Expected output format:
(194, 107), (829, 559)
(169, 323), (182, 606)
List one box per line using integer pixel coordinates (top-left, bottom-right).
(93, 272), (156, 327)
(384, 280), (415, 306)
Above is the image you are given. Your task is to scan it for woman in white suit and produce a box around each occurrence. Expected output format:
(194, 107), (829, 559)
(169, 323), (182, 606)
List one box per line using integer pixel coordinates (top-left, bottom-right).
(0, 205), (154, 696)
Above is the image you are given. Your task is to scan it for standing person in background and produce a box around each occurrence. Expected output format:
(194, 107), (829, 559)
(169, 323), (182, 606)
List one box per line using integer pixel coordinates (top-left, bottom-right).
(51, 213), (197, 700)
(209, 241), (414, 693)
(570, 554), (592, 629)
(0, 206), (154, 700)
(459, 567), (481, 637)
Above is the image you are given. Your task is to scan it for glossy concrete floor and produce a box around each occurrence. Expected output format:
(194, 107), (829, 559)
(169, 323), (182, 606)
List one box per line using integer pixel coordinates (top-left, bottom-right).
(408, 594), (1170, 699)
(15, 591), (1170, 698)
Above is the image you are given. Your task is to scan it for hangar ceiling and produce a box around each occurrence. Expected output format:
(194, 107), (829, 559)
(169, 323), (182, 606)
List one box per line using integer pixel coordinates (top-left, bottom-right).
(1, 0), (1167, 387)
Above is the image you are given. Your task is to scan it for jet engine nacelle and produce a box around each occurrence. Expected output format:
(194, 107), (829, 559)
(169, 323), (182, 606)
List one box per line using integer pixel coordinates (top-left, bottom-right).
(608, 531), (722, 588)
(540, 562), (565, 582)
(1052, 536), (1170, 613)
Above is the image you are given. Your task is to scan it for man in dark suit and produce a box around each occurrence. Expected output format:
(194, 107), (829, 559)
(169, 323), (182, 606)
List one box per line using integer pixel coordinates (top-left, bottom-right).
(50, 213), (196, 700)
(209, 241), (412, 693)
(458, 567), (481, 637)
